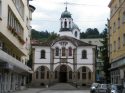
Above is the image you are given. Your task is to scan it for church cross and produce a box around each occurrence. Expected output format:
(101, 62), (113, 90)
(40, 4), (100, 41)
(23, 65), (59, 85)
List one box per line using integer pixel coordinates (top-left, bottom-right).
(64, 1), (69, 11)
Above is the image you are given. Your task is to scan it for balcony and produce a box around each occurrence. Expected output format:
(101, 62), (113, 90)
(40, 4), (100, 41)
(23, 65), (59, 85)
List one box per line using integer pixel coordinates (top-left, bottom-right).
(0, 49), (32, 73)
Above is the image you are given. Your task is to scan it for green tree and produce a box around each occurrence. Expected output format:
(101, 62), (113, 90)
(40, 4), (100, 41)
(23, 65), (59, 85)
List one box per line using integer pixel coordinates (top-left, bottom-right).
(100, 27), (110, 83)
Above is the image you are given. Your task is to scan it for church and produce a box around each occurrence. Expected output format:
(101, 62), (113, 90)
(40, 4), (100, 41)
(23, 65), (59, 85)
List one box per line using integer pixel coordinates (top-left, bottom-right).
(31, 7), (96, 87)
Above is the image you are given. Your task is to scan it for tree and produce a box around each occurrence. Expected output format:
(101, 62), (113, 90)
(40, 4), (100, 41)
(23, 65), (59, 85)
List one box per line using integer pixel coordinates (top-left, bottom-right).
(100, 27), (110, 83)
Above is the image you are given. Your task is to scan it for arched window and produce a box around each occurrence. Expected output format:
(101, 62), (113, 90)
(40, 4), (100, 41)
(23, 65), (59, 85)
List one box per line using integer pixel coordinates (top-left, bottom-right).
(69, 47), (72, 56)
(69, 71), (72, 79)
(82, 67), (86, 72)
(82, 50), (87, 59)
(75, 31), (77, 37)
(62, 47), (66, 56)
(64, 20), (67, 28)
(55, 47), (59, 56)
(40, 66), (45, 79)
(41, 50), (45, 59)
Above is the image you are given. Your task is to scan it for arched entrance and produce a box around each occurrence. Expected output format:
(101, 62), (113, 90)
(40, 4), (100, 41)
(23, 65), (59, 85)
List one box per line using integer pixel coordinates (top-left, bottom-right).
(59, 65), (67, 82)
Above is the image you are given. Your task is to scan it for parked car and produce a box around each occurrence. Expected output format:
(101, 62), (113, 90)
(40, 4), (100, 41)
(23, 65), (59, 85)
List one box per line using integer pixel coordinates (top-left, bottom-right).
(90, 83), (99, 93)
(111, 84), (123, 93)
(96, 84), (110, 93)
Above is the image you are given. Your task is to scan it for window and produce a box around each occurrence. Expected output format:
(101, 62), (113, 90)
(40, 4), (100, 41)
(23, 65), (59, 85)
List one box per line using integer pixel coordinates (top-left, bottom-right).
(62, 47), (66, 56)
(69, 71), (72, 79)
(40, 66), (45, 79)
(12, 0), (24, 19)
(122, 11), (125, 23)
(113, 22), (116, 32)
(64, 20), (67, 28)
(114, 41), (116, 51)
(118, 37), (120, 49)
(118, 18), (120, 28)
(82, 67), (86, 72)
(69, 47), (72, 56)
(69, 21), (71, 28)
(8, 7), (24, 37)
(82, 73), (86, 79)
(123, 34), (125, 45)
(75, 31), (77, 37)
(82, 50), (87, 59)
(41, 50), (45, 58)
(55, 47), (59, 56)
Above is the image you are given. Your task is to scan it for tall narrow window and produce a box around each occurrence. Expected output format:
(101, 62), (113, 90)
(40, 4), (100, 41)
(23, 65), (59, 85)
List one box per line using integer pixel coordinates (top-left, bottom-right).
(75, 31), (77, 37)
(82, 50), (87, 59)
(40, 66), (45, 79)
(64, 20), (67, 28)
(113, 22), (116, 32)
(69, 21), (71, 28)
(69, 47), (72, 56)
(55, 47), (59, 56)
(122, 11), (125, 23)
(118, 37), (120, 49)
(82, 73), (86, 79)
(123, 34), (125, 45)
(69, 71), (72, 79)
(114, 41), (116, 51)
(41, 50), (45, 59)
(82, 67), (86, 72)
(118, 18), (120, 28)
(62, 47), (66, 56)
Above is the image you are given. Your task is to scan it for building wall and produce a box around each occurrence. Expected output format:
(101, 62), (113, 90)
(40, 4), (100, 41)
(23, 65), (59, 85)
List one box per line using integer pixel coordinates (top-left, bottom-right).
(109, 0), (125, 84)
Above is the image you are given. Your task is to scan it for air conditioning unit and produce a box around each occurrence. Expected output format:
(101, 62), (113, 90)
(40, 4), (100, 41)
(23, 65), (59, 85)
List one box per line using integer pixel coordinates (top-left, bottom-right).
(0, 41), (3, 50)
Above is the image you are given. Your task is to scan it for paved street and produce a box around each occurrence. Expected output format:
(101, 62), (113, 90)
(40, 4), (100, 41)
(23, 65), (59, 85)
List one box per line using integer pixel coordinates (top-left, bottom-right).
(15, 83), (90, 93)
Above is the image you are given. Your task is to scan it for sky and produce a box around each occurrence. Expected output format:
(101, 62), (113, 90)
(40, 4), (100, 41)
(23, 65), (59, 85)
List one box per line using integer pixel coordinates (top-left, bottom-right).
(30, 0), (110, 33)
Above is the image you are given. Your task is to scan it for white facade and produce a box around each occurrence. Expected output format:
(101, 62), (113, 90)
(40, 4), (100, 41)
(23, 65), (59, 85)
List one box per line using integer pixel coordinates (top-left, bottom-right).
(31, 7), (96, 86)
(0, 0), (35, 92)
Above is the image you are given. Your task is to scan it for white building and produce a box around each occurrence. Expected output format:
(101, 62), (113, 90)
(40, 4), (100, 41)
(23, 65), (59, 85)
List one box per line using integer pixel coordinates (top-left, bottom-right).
(81, 38), (105, 83)
(31, 7), (96, 87)
(0, 0), (35, 92)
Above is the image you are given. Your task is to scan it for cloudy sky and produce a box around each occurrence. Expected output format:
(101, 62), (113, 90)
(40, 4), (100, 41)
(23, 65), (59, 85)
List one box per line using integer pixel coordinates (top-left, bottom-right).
(30, 0), (110, 33)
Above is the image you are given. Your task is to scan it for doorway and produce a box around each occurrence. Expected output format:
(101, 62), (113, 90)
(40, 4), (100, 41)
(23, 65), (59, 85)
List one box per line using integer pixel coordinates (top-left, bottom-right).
(59, 65), (67, 82)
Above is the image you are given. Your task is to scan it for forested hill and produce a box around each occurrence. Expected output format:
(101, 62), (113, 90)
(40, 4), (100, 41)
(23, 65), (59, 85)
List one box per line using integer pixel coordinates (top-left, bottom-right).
(31, 28), (104, 40)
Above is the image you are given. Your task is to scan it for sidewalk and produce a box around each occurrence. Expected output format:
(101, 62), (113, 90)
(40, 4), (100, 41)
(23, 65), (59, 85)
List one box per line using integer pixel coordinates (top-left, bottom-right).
(14, 88), (45, 93)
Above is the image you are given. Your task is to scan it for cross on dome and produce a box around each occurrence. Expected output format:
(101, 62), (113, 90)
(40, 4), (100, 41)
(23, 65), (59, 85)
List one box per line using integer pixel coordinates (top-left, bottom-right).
(64, 1), (69, 11)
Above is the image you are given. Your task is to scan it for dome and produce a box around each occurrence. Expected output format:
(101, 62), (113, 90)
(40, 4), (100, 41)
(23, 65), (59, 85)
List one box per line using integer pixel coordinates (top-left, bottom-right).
(72, 23), (80, 30)
(61, 7), (71, 18)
